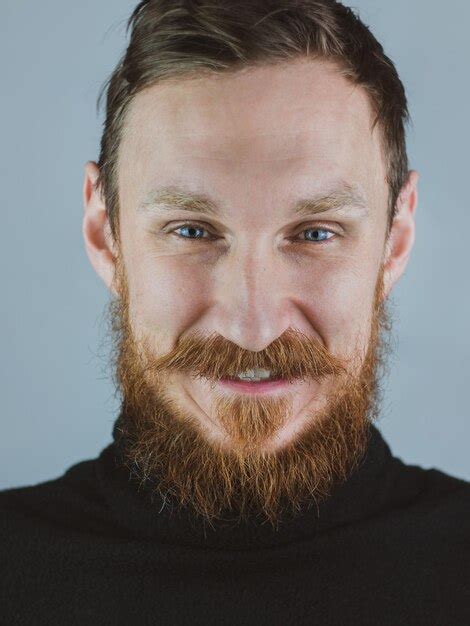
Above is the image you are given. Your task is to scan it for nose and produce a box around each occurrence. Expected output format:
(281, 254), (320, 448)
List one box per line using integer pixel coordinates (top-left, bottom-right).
(210, 243), (295, 352)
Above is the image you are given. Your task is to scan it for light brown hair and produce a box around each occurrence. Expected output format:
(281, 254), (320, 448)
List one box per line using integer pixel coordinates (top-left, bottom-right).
(96, 0), (409, 243)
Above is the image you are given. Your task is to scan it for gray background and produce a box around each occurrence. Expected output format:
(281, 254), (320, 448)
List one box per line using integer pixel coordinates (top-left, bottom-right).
(1, 0), (468, 489)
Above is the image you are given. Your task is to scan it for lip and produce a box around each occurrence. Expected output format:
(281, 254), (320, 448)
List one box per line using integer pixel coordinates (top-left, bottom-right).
(217, 377), (290, 394)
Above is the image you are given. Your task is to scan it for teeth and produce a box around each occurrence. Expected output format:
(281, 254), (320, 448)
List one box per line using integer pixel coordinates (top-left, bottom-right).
(236, 367), (272, 381)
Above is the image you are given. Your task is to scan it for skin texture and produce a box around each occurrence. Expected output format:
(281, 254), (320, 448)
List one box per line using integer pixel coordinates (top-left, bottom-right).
(83, 57), (418, 527)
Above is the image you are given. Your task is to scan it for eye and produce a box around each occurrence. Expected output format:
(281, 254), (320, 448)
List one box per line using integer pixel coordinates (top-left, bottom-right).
(171, 222), (214, 240)
(169, 223), (337, 243)
(296, 227), (336, 243)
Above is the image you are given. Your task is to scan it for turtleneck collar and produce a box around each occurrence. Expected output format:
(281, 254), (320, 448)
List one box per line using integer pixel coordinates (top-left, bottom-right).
(94, 415), (420, 551)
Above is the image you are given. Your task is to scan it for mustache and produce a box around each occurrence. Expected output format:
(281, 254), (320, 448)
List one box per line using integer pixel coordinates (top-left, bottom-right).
(140, 327), (349, 384)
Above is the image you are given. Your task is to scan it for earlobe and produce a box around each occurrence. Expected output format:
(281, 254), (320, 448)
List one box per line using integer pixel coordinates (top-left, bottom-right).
(382, 170), (418, 299)
(82, 161), (118, 296)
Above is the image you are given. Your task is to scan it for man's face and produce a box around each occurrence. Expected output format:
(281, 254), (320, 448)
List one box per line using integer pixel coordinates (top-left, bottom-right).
(84, 57), (416, 527)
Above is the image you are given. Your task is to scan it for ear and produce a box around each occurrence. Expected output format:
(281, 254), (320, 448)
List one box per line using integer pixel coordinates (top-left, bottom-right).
(382, 170), (419, 299)
(82, 161), (119, 296)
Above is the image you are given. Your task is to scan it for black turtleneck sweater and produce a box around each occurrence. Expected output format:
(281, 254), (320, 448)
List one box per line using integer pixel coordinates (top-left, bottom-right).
(1, 419), (469, 626)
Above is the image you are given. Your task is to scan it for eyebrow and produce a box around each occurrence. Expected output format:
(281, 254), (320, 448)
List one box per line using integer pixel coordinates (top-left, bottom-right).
(137, 182), (369, 220)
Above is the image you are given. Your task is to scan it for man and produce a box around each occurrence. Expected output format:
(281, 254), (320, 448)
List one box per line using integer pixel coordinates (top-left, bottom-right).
(1, 1), (469, 624)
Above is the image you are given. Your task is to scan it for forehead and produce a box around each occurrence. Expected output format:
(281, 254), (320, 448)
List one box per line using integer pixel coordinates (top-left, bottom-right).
(119, 58), (387, 208)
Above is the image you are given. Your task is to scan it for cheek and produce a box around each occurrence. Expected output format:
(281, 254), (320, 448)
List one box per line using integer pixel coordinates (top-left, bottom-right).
(298, 256), (380, 354)
(125, 248), (211, 340)
(127, 254), (378, 341)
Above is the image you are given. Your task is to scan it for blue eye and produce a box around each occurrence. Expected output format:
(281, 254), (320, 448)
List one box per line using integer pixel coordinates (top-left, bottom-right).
(171, 223), (336, 243)
(173, 223), (212, 240)
(300, 228), (335, 242)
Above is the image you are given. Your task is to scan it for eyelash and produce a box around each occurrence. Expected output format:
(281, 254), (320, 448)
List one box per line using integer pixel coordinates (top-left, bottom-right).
(170, 222), (338, 244)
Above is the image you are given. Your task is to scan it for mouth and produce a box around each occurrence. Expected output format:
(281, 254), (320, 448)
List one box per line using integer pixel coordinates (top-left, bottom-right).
(217, 376), (289, 394)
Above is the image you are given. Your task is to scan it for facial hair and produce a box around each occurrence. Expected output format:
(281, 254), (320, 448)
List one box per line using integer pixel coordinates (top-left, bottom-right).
(105, 253), (393, 531)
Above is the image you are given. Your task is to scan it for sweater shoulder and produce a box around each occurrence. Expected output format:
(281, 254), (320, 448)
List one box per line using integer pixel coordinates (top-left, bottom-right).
(408, 462), (470, 502)
(388, 459), (470, 529)
(0, 452), (115, 539)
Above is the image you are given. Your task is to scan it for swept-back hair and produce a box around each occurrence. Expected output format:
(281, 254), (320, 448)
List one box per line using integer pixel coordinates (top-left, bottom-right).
(96, 0), (409, 242)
